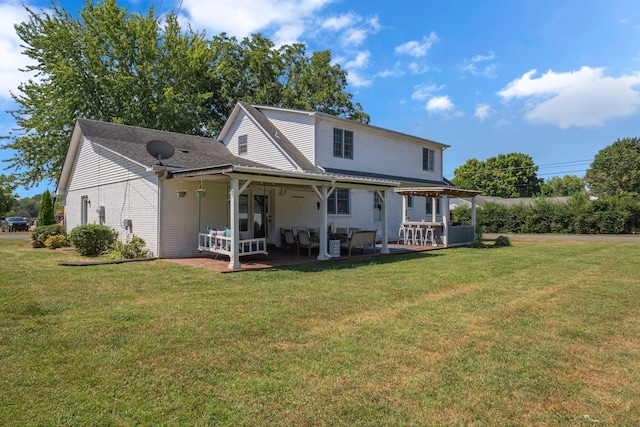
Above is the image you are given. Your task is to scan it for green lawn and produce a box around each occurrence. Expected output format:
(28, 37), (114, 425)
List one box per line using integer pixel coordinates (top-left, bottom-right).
(1, 237), (639, 426)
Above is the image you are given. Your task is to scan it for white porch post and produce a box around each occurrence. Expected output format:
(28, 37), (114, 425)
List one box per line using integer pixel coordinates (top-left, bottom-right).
(402, 195), (408, 221)
(228, 178), (241, 270)
(471, 196), (477, 240)
(441, 195), (449, 247)
(317, 186), (331, 260)
(379, 190), (389, 254)
(431, 196), (437, 222)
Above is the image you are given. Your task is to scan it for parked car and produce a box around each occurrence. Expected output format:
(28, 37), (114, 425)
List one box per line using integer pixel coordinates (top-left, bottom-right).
(1, 216), (29, 232)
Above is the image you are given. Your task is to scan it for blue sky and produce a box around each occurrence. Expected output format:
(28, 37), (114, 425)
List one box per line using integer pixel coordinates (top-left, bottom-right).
(1, 0), (640, 198)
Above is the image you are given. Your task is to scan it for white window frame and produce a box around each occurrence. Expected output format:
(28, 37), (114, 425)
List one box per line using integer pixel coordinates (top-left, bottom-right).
(423, 148), (435, 171)
(333, 128), (354, 159)
(327, 188), (350, 215)
(238, 134), (248, 155)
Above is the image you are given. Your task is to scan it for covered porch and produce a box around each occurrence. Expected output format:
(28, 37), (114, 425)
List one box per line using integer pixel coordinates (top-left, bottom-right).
(394, 187), (482, 248)
(169, 165), (400, 270)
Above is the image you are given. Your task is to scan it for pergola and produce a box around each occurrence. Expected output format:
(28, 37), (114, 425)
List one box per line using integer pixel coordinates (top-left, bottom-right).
(394, 187), (482, 247)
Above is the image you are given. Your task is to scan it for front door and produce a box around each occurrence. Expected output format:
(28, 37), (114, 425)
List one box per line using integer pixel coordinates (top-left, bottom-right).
(373, 192), (382, 228)
(253, 194), (269, 238)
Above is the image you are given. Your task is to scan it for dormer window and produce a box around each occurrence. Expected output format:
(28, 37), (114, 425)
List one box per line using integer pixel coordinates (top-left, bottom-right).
(238, 135), (248, 155)
(423, 148), (435, 171)
(333, 128), (353, 159)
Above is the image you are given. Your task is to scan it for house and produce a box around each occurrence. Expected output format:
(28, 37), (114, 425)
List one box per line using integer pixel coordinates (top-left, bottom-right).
(56, 102), (479, 269)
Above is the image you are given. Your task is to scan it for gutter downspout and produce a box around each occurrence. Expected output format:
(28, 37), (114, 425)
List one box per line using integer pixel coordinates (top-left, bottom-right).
(157, 170), (168, 258)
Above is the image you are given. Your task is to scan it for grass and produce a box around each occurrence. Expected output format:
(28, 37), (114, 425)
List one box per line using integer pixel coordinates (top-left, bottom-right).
(1, 237), (639, 426)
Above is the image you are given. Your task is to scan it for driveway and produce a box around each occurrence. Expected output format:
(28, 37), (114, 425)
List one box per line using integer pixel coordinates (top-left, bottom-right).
(0, 232), (31, 240)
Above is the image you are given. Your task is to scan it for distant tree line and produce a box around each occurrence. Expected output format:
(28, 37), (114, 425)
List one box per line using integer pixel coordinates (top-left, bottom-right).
(453, 194), (640, 235)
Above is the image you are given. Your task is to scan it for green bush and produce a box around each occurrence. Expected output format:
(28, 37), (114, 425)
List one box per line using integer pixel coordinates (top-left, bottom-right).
(476, 194), (640, 235)
(32, 224), (66, 248)
(68, 224), (118, 256)
(45, 234), (67, 249)
(108, 235), (151, 260)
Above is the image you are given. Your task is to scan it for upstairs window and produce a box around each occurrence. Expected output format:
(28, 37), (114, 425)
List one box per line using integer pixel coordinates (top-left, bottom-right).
(423, 148), (435, 171)
(238, 135), (248, 155)
(333, 128), (354, 159)
(327, 188), (350, 215)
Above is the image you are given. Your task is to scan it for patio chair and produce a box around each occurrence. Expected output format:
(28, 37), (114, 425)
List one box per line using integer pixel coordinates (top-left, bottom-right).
(297, 229), (320, 256)
(282, 228), (297, 252)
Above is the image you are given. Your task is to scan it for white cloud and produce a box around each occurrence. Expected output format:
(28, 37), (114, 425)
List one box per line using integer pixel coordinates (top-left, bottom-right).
(460, 51), (497, 77)
(474, 103), (491, 122)
(411, 84), (440, 101)
(0, 2), (35, 100)
(377, 62), (405, 78)
(342, 28), (367, 46)
(426, 96), (454, 114)
(179, 0), (333, 45)
(343, 51), (372, 87)
(321, 13), (356, 31)
(395, 32), (438, 57)
(498, 66), (640, 128)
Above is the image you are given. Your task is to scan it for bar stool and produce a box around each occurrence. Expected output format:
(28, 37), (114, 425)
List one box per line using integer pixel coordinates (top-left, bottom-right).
(398, 224), (407, 244)
(404, 224), (415, 245)
(424, 226), (435, 246)
(413, 226), (425, 246)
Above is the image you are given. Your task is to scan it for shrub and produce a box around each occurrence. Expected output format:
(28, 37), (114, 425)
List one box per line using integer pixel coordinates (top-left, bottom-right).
(68, 224), (117, 256)
(32, 224), (66, 248)
(45, 234), (67, 249)
(108, 235), (151, 260)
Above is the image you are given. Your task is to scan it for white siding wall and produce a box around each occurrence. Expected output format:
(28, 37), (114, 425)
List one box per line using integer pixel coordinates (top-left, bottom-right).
(314, 118), (444, 181)
(271, 188), (406, 244)
(260, 109), (316, 163)
(159, 178), (229, 258)
(223, 111), (297, 170)
(64, 137), (160, 256)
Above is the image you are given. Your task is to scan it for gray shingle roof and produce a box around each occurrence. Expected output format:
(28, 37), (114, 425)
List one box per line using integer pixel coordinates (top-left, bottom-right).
(76, 118), (273, 170)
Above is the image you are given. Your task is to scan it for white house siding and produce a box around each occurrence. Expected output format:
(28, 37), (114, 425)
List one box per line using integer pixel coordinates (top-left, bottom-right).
(314, 118), (444, 181)
(223, 111), (298, 170)
(64, 137), (160, 256)
(159, 178), (229, 258)
(260, 109), (316, 163)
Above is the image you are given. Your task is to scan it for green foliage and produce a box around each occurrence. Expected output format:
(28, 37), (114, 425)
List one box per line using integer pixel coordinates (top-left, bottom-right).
(108, 235), (150, 260)
(585, 137), (640, 197)
(31, 224), (66, 248)
(44, 234), (67, 249)
(0, 174), (17, 217)
(3, 0), (368, 188)
(474, 195), (640, 234)
(68, 224), (117, 256)
(37, 190), (55, 226)
(452, 153), (542, 197)
(540, 174), (584, 196)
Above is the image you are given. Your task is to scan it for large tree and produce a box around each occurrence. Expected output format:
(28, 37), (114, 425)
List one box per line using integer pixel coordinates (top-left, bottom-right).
(540, 174), (584, 196)
(3, 0), (368, 188)
(585, 137), (640, 197)
(452, 153), (542, 198)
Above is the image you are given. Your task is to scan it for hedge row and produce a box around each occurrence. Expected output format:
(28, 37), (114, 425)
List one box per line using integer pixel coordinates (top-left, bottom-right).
(452, 194), (640, 235)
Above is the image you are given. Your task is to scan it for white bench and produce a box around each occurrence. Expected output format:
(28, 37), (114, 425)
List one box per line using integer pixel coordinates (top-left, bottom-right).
(198, 233), (267, 257)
